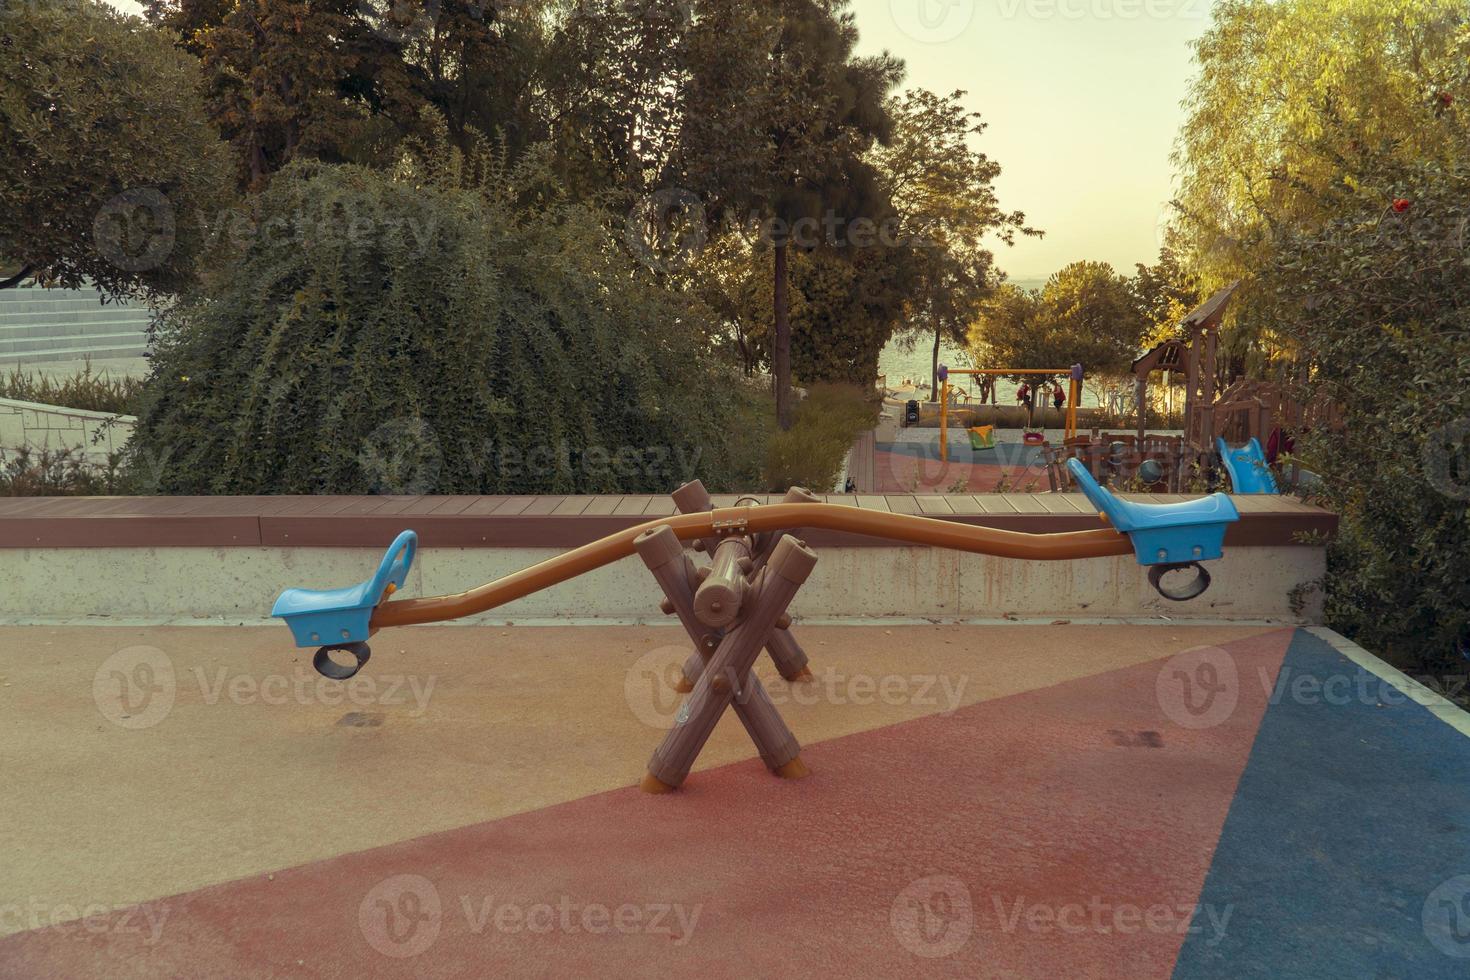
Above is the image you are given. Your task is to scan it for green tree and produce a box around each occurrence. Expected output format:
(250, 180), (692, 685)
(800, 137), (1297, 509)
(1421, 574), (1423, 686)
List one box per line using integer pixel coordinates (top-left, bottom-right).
(873, 88), (1038, 398)
(148, 0), (544, 188)
(1263, 158), (1470, 677)
(969, 262), (1146, 386)
(1172, 0), (1470, 366)
(0, 0), (233, 298)
(677, 0), (903, 428)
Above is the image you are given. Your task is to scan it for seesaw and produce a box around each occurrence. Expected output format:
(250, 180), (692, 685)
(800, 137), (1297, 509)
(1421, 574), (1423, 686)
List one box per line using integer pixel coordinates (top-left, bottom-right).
(272, 459), (1239, 792)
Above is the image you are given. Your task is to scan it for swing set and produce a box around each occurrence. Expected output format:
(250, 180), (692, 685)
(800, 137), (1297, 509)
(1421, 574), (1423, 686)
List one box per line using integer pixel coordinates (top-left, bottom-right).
(937, 364), (1085, 461)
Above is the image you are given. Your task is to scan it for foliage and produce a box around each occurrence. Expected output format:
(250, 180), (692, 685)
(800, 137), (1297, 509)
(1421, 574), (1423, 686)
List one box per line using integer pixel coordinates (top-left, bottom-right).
(968, 262), (1147, 381)
(677, 0), (904, 426)
(0, 363), (144, 416)
(1130, 237), (1203, 344)
(1264, 159), (1470, 675)
(147, 0), (546, 189)
(762, 383), (877, 493)
(0, 446), (132, 496)
(873, 88), (1039, 392)
(0, 0), (234, 299)
(127, 141), (756, 495)
(1172, 0), (1470, 367)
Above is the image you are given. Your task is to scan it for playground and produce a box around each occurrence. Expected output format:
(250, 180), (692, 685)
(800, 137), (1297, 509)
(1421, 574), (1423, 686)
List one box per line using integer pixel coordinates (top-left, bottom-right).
(2, 621), (1468, 977)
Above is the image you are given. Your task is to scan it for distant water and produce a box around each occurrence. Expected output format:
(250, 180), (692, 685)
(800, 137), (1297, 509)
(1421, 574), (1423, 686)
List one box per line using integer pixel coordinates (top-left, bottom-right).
(876, 275), (1102, 406)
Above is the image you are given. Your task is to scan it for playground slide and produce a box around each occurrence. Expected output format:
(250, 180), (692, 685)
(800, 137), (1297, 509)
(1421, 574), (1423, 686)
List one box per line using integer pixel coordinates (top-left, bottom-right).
(1216, 437), (1279, 494)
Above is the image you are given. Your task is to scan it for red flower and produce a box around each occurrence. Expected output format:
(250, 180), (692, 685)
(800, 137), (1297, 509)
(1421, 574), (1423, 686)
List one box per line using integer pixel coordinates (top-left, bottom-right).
(1439, 92), (1454, 107)
(1392, 199), (1412, 213)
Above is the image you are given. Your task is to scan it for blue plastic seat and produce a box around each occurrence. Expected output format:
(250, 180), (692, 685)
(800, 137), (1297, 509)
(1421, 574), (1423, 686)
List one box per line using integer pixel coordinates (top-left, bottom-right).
(1066, 459), (1239, 565)
(1216, 437), (1279, 494)
(271, 530), (417, 647)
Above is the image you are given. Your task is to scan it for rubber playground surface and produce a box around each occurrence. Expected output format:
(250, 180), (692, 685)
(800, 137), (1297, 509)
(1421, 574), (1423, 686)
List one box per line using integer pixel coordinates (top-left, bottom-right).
(2, 622), (1469, 977)
(875, 429), (1052, 492)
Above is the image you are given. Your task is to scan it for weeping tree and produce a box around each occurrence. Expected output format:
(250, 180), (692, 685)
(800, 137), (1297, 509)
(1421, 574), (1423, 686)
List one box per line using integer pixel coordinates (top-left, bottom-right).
(128, 145), (761, 494)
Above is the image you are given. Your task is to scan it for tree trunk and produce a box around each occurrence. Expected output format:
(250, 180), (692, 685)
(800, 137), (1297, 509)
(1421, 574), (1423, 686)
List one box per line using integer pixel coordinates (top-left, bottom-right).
(930, 324), (941, 405)
(773, 242), (793, 430)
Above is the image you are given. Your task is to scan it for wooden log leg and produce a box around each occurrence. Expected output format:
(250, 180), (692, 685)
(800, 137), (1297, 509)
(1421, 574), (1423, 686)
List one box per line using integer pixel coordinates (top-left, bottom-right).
(642, 535), (817, 791)
(765, 627), (812, 683)
(635, 528), (807, 786)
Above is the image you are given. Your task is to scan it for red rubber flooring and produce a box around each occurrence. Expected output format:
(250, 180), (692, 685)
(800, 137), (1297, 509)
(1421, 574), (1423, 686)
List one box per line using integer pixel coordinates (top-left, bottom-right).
(0, 629), (1296, 978)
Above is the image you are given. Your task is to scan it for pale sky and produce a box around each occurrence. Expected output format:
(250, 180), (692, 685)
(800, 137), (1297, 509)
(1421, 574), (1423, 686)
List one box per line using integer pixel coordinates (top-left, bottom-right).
(106, 0), (1214, 279)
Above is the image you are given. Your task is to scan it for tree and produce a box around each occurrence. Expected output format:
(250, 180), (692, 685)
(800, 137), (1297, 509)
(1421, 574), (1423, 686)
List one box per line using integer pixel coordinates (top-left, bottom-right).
(148, 0), (544, 189)
(969, 262), (1147, 388)
(0, 0), (233, 298)
(1262, 157), (1470, 677)
(128, 137), (763, 494)
(677, 0), (903, 428)
(1171, 0), (1470, 364)
(873, 89), (1038, 399)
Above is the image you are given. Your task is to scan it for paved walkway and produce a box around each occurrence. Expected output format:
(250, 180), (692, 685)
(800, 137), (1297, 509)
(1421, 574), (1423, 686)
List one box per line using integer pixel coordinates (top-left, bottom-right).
(1, 624), (1467, 977)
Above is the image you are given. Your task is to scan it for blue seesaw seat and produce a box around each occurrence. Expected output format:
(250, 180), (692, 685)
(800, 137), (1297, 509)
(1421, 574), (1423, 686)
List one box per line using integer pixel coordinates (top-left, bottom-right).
(271, 530), (417, 647)
(1065, 458), (1239, 565)
(1216, 437), (1280, 494)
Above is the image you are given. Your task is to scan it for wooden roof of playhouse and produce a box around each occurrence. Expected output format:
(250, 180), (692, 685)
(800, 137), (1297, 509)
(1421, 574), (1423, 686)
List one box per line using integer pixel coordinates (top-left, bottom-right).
(1130, 280), (1241, 378)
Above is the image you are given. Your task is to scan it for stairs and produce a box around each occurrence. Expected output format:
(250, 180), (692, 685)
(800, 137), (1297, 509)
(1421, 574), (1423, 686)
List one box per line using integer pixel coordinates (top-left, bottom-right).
(0, 282), (151, 365)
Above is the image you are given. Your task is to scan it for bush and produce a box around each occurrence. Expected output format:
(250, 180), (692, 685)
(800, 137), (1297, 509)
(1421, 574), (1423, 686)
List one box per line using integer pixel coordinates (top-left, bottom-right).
(0, 446), (132, 496)
(1265, 161), (1470, 680)
(0, 364), (144, 416)
(128, 150), (759, 495)
(762, 383), (878, 492)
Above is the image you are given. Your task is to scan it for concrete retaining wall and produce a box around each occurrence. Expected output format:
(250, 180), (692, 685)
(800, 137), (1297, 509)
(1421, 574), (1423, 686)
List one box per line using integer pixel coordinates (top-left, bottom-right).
(0, 542), (1324, 625)
(0, 397), (135, 463)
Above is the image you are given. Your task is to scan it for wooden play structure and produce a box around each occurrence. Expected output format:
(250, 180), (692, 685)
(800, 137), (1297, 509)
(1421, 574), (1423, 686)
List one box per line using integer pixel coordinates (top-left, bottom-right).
(273, 470), (1241, 793)
(1043, 281), (1312, 493)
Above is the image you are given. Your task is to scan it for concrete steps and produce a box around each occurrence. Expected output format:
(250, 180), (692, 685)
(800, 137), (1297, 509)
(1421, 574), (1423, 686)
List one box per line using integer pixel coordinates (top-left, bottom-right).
(0, 283), (151, 364)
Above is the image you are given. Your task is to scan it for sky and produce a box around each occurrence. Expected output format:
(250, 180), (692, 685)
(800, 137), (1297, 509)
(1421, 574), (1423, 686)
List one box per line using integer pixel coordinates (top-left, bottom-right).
(853, 0), (1219, 280)
(105, 0), (1217, 280)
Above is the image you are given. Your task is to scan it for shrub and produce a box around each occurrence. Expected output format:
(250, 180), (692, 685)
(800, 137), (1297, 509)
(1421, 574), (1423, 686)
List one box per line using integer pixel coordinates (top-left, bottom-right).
(1265, 161), (1470, 678)
(0, 446), (132, 496)
(0, 364), (144, 416)
(762, 383), (878, 492)
(128, 150), (758, 495)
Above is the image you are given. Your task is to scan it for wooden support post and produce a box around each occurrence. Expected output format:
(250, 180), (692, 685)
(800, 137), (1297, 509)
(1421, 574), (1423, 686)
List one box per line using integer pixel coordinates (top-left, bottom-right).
(633, 527), (803, 789)
(642, 534), (817, 791)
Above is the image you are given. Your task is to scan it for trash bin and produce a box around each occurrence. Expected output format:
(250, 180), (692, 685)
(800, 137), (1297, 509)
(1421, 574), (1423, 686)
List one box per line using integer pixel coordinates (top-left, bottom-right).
(904, 400), (920, 426)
